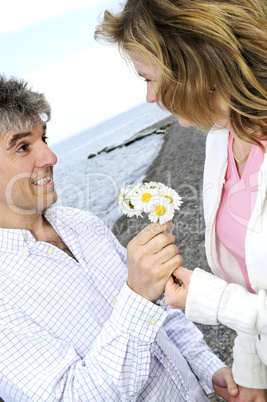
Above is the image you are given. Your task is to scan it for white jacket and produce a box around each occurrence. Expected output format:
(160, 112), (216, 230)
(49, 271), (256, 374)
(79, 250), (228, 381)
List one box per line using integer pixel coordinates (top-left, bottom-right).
(185, 127), (267, 388)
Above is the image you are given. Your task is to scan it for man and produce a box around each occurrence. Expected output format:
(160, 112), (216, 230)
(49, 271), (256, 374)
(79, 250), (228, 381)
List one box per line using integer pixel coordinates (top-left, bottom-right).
(0, 76), (237, 401)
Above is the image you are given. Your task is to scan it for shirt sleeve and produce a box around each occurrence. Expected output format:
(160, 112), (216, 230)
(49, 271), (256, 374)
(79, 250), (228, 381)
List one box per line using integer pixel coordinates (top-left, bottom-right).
(163, 307), (225, 394)
(0, 283), (168, 401)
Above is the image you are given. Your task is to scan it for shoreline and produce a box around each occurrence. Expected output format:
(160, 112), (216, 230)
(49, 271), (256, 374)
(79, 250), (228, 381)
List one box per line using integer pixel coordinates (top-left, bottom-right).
(112, 118), (235, 401)
(87, 115), (177, 159)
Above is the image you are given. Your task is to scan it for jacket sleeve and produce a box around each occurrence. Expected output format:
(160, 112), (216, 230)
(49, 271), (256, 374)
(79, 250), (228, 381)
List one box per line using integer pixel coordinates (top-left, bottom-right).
(184, 268), (267, 387)
(0, 283), (168, 401)
(232, 332), (267, 388)
(185, 268), (267, 337)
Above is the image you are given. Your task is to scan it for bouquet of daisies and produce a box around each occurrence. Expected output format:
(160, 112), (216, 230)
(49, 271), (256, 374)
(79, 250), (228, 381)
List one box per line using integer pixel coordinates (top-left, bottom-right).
(119, 181), (182, 224)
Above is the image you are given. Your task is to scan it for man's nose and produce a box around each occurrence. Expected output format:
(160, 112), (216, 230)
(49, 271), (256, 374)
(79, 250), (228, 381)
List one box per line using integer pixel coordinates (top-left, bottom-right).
(36, 142), (57, 167)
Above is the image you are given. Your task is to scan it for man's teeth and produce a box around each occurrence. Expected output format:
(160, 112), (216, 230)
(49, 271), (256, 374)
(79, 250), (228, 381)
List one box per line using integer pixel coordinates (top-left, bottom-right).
(33, 176), (52, 185)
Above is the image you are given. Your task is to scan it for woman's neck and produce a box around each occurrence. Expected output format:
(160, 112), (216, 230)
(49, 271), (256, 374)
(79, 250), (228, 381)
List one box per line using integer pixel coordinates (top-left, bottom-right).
(231, 133), (253, 177)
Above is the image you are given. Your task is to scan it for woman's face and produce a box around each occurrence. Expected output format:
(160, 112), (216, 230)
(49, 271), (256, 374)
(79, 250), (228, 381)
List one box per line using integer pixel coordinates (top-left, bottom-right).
(129, 53), (159, 104)
(129, 52), (231, 130)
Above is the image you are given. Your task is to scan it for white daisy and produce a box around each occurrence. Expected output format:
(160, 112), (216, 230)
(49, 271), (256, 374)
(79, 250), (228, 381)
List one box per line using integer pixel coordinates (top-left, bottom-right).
(118, 181), (182, 224)
(159, 185), (183, 210)
(131, 183), (160, 213)
(148, 196), (175, 225)
(118, 185), (143, 217)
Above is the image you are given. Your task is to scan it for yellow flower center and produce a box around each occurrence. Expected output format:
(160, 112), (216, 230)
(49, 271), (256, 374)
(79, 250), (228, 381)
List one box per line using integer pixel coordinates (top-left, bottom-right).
(165, 195), (173, 203)
(141, 193), (152, 203)
(155, 205), (166, 216)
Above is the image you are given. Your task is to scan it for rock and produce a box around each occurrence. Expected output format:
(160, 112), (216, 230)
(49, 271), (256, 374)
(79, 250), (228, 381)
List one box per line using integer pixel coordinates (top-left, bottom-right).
(88, 153), (97, 159)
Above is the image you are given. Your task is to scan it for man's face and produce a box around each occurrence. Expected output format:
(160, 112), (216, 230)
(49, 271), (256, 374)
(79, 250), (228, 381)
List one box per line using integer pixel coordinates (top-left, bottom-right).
(0, 120), (58, 220)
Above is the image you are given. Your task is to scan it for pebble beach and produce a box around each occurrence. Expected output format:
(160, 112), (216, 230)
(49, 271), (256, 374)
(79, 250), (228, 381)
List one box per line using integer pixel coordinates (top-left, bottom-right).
(112, 116), (236, 402)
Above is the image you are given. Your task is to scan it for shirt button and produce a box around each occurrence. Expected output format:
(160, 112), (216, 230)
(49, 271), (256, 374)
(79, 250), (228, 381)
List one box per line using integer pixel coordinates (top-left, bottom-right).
(23, 234), (27, 240)
(112, 297), (117, 304)
(48, 248), (54, 255)
(149, 318), (157, 326)
(22, 248), (27, 255)
(164, 358), (168, 365)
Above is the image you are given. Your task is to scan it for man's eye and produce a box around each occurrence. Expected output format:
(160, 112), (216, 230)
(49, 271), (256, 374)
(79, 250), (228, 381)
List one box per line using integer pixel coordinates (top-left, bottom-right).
(42, 136), (48, 144)
(17, 144), (30, 153)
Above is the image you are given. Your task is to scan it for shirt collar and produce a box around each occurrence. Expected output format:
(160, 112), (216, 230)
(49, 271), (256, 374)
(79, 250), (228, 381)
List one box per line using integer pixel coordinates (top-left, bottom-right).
(0, 206), (57, 253)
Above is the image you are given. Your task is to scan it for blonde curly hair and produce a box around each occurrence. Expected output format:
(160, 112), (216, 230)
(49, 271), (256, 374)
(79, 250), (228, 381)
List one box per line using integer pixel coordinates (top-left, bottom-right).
(95, 0), (267, 148)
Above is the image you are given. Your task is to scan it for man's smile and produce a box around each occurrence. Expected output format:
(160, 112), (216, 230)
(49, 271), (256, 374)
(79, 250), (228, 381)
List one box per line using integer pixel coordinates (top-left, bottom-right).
(33, 175), (53, 186)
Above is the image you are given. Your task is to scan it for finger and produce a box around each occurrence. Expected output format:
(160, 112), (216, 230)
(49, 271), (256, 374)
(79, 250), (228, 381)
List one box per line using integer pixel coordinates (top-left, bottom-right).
(172, 267), (192, 286)
(134, 221), (173, 246)
(160, 248), (183, 269)
(144, 232), (176, 255)
(213, 368), (238, 398)
(212, 385), (231, 401)
(165, 273), (179, 294)
(165, 274), (188, 309)
(226, 374), (239, 397)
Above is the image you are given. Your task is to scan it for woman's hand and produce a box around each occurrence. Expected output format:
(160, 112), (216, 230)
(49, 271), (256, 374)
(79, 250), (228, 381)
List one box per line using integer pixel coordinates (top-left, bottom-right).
(233, 386), (266, 401)
(127, 221), (183, 301)
(165, 267), (193, 309)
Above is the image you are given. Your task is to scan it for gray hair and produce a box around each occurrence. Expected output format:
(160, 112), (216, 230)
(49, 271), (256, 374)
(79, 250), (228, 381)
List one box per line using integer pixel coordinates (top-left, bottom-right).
(0, 76), (51, 134)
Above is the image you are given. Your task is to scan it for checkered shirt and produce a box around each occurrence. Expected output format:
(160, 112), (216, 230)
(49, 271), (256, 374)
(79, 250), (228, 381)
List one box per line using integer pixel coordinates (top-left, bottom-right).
(0, 207), (224, 401)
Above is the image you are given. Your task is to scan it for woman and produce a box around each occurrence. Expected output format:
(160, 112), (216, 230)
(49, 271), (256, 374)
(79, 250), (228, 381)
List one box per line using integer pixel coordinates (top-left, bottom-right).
(95, 0), (267, 399)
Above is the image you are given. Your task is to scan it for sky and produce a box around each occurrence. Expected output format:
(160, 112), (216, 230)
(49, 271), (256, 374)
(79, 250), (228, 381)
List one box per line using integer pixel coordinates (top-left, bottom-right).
(0, 0), (146, 144)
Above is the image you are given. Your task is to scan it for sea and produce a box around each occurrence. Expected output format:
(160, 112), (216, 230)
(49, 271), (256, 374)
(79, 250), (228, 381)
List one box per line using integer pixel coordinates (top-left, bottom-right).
(51, 102), (171, 230)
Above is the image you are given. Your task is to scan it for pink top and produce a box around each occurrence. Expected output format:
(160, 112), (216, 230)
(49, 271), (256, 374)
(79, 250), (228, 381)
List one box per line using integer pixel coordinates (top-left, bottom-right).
(216, 133), (264, 293)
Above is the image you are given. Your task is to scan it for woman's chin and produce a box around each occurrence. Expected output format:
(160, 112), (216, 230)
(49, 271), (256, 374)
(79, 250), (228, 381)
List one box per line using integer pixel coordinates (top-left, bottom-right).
(177, 117), (192, 127)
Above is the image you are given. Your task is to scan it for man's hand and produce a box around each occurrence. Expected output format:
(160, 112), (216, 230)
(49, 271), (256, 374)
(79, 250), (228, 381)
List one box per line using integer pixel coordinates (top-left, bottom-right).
(127, 221), (183, 301)
(213, 371), (266, 402)
(165, 267), (192, 309)
(212, 367), (239, 401)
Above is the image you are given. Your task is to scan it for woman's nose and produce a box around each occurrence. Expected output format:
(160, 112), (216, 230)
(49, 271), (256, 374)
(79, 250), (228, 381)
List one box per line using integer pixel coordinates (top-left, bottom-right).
(146, 83), (156, 103)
